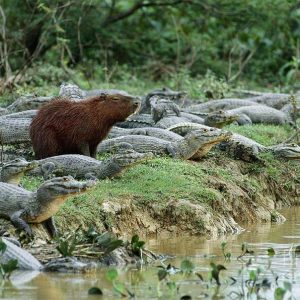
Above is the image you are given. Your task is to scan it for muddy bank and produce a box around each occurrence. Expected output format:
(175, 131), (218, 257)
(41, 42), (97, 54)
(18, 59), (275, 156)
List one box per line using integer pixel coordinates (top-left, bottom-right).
(0, 152), (299, 263)
(93, 154), (299, 238)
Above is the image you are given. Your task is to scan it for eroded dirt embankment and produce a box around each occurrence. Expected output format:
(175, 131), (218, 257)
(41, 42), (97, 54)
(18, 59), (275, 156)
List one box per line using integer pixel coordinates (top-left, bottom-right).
(94, 155), (299, 239)
(0, 153), (299, 242)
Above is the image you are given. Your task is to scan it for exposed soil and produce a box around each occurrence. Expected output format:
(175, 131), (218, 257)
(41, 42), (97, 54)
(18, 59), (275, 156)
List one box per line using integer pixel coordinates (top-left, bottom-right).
(0, 153), (299, 264)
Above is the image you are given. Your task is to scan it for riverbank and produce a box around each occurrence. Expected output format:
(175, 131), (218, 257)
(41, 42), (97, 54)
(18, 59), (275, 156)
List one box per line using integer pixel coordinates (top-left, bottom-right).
(10, 123), (297, 241)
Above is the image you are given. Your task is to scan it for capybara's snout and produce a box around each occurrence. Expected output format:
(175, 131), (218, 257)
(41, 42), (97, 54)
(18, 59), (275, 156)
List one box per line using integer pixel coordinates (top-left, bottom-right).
(132, 99), (141, 113)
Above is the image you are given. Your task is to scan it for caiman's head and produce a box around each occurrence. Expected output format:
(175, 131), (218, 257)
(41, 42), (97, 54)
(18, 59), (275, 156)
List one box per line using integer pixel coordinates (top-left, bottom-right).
(34, 176), (96, 223)
(185, 128), (233, 160)
(1, 158), (38, 185)
(37, 176), (96, 199)
(186, 127), (232, 145)
(150, 96), (181, 123)
(204, 110), (239, 128)
(271, 143), (300, 160)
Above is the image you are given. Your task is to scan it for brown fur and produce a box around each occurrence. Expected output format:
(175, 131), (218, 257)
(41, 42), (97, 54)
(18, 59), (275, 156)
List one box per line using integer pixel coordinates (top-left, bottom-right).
(30, 94), (140, 159)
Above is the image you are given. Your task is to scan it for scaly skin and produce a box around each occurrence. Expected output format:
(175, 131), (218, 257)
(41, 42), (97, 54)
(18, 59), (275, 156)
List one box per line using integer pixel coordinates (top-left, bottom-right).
(98, 128), (232, 160)
(268, 143), (300, 160)
(204, 111), (239, 128)
(141, 87), (187, 113)
(155, 116), (192, 129)
(116, 114), (155, 128)
(7, 96), (53, 112)
(227, 105), (291, 125)
(59, 82), (133, 100)
(219, 134), (300, 162)
(0, 176), (95, 237)
(59, 82), (85, 100)
(0, 110), (38, 119)
(184, 98), (258, 113)
(0, 237), (43, 270)
(0, 117), (32, 144)
(167, 122), (212, 136)
(0, 158), (38, 184)
(249, 93), (295, 109)
(27, 150), (153, 181)
(108, 126), (182, 142)
(0, 237), (94, 271)
(150, 96), (181, 122)
(0, 145), (34, 163)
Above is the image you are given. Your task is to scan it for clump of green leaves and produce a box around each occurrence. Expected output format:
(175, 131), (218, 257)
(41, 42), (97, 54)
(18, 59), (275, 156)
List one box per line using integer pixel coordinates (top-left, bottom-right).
(209, 262), (226, 285)
(221, 241), (232, 262)
(238, 242), (255, 259)
(180, 259), (195, 275)
(56, 236), (77, 257)
(130, 234), (145, 256)
(56, 227), (124, 258)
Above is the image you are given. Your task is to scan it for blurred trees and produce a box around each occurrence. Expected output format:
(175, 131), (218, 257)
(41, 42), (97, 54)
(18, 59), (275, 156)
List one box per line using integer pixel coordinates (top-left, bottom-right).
(0, 0), (300, 86)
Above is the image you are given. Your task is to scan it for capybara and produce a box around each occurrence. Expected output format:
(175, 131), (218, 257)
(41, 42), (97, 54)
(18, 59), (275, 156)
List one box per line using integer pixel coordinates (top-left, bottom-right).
(30, 94), (140, 159)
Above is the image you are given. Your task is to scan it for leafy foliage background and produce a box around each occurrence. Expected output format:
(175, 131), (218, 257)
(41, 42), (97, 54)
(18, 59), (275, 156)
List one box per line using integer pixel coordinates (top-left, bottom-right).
(1, 0), (300, 88)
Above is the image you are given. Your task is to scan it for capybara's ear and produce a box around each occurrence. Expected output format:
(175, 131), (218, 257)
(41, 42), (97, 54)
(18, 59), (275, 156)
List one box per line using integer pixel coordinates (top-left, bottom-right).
(98, 93), (107, 101)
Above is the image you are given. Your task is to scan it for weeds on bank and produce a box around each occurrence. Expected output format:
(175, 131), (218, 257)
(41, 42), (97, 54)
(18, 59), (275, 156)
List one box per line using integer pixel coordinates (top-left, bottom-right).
(0, 234), (297, 299)
(86, 240), (298, 299)
(55, 226), (124, 258)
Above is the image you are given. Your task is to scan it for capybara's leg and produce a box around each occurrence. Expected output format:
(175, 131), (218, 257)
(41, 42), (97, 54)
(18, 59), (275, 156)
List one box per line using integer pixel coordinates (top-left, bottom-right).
(33, 129), (61, 159)
(78, 143), (91, 156)
(89, 143), (98, 158)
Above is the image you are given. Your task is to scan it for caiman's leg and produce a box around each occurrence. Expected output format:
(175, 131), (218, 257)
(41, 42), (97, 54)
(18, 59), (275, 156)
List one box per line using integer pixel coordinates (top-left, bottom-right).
(84, 172), (98, 181)
(10, 211), (33, 237)
(78, 143), (91, 157)
(41, 162), (56, 179)
(166, 144), (178, 158)
(42, 217), (58, 238)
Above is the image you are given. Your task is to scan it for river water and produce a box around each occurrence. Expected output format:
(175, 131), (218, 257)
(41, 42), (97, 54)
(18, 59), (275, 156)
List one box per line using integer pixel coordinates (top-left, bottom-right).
(1, 207), (300, 299)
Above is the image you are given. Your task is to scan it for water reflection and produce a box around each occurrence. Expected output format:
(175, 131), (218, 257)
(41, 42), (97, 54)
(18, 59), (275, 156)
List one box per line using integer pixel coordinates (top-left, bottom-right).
(1, 207), (300, 299)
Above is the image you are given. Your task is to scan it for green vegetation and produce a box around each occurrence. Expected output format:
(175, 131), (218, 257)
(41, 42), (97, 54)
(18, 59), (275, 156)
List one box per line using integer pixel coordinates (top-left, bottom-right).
(1, 0), (300, 97)
(87, 242), (297, 299)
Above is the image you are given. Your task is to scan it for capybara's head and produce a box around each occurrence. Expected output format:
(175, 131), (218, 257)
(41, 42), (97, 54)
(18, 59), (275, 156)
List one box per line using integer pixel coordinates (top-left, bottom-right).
(93, 93), (141, 122)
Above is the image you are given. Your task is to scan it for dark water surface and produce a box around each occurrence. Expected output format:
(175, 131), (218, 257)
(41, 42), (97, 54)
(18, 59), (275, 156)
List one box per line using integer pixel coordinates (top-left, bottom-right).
(1, 207), (300, 299)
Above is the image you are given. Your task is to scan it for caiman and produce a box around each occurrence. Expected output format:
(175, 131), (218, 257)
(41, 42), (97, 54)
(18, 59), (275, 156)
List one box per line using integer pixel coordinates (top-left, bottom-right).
(0, 176), (95, 237)
(97, 128), (232, 160)
(219, 134), (300, 162)
(7, 96), (53, 112)
(108, 126), (182, 142)
(27, 148), (153, 181)
(0, 237), (94, 271)
(0, 118), (32, 144)
(226, 105), (294, 125)
(167, 122), (300, 162)
(183, 98), (258, 113)
(0, 158), (37, 184)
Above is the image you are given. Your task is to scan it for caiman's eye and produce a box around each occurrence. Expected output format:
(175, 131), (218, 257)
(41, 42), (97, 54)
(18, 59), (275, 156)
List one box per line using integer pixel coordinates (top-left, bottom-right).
(112, 97), (120, 101)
